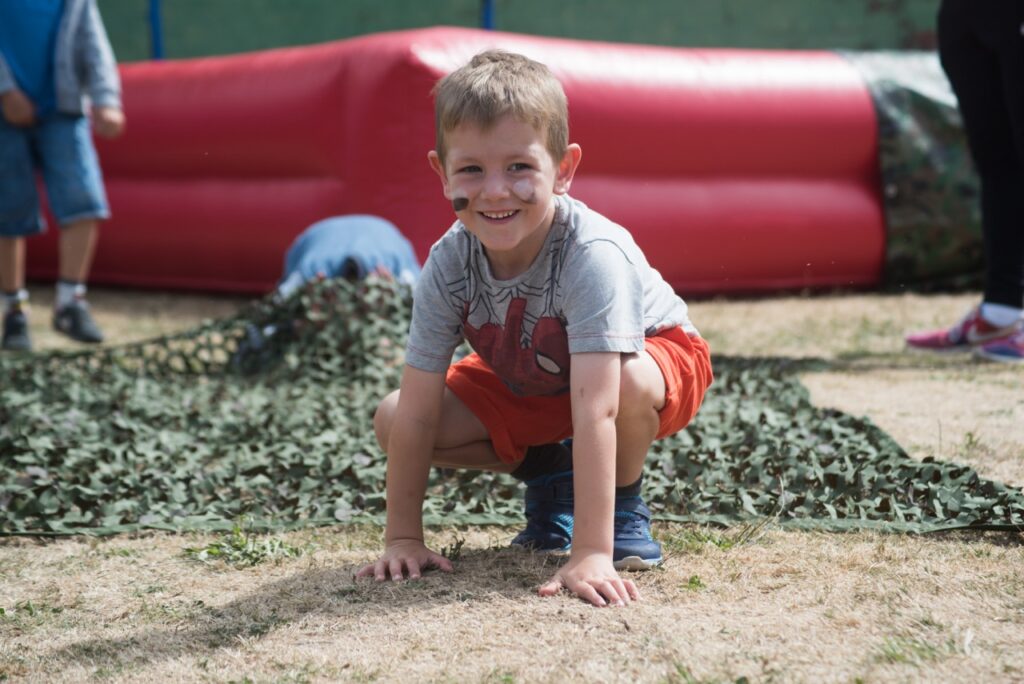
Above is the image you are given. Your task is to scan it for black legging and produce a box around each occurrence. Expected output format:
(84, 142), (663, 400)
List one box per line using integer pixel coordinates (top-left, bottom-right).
(938, 0), (1024, 308)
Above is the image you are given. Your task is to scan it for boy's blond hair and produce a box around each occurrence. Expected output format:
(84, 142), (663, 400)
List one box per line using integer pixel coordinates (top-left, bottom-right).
(433, 50), (569, 165)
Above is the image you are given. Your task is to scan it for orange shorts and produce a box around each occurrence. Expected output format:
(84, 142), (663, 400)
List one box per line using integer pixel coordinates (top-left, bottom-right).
(445, 328), (713, 465)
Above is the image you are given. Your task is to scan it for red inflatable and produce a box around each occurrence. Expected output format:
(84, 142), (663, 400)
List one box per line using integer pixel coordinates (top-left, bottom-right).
(27, 27), (884, 296)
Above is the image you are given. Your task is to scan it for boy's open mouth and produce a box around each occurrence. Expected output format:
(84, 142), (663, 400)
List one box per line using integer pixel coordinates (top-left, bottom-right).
(480, 210), (519, 221)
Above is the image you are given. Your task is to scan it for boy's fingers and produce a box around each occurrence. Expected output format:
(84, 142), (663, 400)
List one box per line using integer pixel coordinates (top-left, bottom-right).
(598, 581), (625, 607)
(611, 579), (632, 606)
(537, 576), (564, 597)
(431, 554), (454, 572)
(354, 560), (387, 581)
(625, 579), (641, 601)
(389, 559), (405, 581)
(406, 558), (422, 580)
(578, 583), (607, 607)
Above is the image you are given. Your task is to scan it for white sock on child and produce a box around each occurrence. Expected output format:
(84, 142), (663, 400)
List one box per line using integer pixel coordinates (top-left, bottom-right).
(980, 302), (1024, 328)
(55, 281), (87, 310)
(3, 289), (28, 316)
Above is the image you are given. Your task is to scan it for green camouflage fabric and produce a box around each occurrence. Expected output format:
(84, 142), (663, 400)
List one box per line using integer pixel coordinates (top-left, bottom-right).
(2, 278), (1022, 536)
(842, 51), (983, 290)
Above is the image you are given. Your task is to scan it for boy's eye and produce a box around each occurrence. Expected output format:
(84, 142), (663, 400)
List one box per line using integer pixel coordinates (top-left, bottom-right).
(456, 165), (482, 174)
(509, 163), (532, 172)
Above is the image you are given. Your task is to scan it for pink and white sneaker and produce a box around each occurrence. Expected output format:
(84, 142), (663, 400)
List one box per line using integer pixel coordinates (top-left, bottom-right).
(976, 329), (1024, 363)
(905, 306), (1020, 352)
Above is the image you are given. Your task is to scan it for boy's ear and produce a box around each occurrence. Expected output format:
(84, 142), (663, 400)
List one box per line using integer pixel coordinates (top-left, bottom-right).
(427, 151), (453, 198)
(553, 143), (582, 196)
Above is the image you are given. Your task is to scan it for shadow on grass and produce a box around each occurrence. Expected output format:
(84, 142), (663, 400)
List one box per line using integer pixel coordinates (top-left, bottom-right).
(43, 546), (563, 670)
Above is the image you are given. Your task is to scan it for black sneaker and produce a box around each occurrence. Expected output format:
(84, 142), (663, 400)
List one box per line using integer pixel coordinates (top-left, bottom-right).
(2, 308), (32, 351)
(53, 300), (104, 343)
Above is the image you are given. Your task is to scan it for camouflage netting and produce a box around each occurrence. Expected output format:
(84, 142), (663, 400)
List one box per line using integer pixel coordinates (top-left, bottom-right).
(842, 51), (984, 290)
(2, 277), (1022, 536)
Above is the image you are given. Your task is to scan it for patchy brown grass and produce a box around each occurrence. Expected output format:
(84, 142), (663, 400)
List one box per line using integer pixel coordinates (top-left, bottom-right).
(2, 286), (1023, 683)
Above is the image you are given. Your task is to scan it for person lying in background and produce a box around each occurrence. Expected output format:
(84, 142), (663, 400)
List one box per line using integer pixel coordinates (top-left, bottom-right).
(275, 214), (420, 300)
(231, 214), (421, 372)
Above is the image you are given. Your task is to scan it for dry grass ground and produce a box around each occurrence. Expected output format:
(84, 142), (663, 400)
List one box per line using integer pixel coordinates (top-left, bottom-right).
(2, 286), (1022, 683)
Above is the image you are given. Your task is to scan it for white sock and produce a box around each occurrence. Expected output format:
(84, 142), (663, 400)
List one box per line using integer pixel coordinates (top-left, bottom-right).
(981, 302), (1023, 328)
(3, 289), (28, 316)
(55, 281), (86, 310)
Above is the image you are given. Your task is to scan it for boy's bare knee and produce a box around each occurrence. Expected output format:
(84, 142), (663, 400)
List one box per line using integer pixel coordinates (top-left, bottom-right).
(618, 353), (664, 414)
(373, 390), (401, 450)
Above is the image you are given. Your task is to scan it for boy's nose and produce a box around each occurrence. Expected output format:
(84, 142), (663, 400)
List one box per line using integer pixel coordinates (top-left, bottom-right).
(480, 173), (510, 200)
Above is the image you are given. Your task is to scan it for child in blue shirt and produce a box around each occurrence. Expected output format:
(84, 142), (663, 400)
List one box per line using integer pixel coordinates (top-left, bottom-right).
(0, 0), (125, 351)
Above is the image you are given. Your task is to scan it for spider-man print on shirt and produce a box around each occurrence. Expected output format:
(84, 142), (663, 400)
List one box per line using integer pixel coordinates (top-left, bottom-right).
(464, 297), (570, 396)
(453, 230), (572, 396)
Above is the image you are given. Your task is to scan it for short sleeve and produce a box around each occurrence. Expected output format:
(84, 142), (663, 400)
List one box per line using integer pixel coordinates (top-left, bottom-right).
(561, 240), (646, 354)
(405, 249), (465, 373)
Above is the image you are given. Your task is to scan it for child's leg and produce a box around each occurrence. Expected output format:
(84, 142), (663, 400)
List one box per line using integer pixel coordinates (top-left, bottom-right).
(1, 237), (32, 351)
(51, 218), (104, 343)
(373, 386), (514, 473)
(0, 117), (40, 295)
(58, 219), (100, 284)
(0, 237), (26, 294)
(615, 350), (667, 485)
(35, 114), (109, 343)
(612, 331), (713, 569)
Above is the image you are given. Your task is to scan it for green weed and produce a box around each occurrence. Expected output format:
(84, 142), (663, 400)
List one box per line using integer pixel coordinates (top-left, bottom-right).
(876, 635), (952, 665)
(958, 430), (992, 461)
(683, 575), (705, 591)
(664, 664), (750, 684)
(440, 534), (465, 561)
(0, 599), (64, 626)
(662, 520), (772, 555)
(183, 522), (308, 567)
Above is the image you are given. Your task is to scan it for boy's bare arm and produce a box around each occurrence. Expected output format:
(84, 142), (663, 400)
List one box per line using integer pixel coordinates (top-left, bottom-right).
(539, 352), (640, 607)
(356, 366), (453, 581)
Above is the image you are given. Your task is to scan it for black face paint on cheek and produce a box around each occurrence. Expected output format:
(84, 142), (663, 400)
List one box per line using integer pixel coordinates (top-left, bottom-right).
(452, 197), (469, 212)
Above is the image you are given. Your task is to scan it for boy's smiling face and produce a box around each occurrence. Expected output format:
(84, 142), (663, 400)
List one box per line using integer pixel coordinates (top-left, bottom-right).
(429, 114), (581, 279)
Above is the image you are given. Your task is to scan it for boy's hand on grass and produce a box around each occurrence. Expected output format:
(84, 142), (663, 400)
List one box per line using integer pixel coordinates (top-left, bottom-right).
(1, 89), (35, 126)
(538, 550), (640, 607)
(355, 538), (453, 581)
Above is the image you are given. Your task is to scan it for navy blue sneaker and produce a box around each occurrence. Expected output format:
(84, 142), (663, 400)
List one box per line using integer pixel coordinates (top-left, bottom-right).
(612, 497), (663, 570)
(53, 300), (103, 344)
(2, 308), (31, 351)
(510, 470), (573, 553)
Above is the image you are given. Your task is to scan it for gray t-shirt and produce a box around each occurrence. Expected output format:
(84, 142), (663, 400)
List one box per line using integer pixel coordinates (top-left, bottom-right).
(406, 195), (696, 396)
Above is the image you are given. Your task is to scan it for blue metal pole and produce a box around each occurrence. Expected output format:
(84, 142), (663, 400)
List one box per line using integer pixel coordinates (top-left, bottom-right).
(148, 0), (164, 59)
(481, 0), (495, 30)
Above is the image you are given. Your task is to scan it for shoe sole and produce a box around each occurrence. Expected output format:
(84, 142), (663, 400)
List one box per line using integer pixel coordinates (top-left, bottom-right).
(613, 555), (662, 571)
(511, 544), (660, 569)
(905, 343), (976, 355)
(974, 349), (1024, 364)
(509, 542), (571, 555)
(53, 326), (103, 344)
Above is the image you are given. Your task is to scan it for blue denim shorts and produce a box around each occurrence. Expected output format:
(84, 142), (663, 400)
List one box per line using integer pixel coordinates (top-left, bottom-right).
(0, 114), (110, 237)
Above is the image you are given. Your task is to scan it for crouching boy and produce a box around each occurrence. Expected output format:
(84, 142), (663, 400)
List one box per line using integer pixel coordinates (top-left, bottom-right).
(357, 50), (713, 607)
